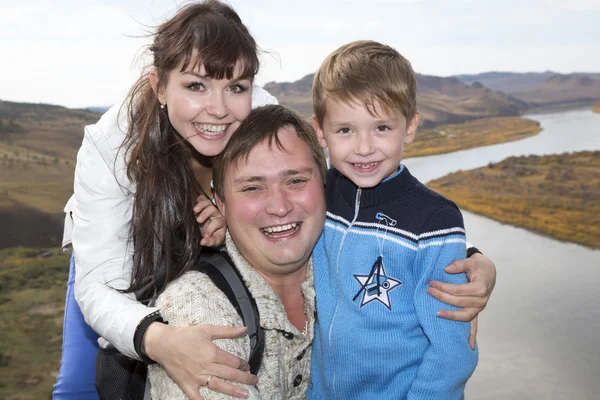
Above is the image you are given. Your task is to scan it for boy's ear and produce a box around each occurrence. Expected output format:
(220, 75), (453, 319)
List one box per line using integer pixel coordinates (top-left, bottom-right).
(149, 69), (165, 105)
(404, 111), (420, 145)
(312, 115), (328, 149)
(214, 193), (226, 217)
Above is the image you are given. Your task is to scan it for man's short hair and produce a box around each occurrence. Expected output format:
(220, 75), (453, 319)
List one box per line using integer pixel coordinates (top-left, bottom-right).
(312, 40), (418, 127)
(212, 104), (328, 200)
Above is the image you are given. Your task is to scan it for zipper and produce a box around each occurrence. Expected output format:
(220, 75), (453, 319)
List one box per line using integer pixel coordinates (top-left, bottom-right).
(330, 187), (361, 399)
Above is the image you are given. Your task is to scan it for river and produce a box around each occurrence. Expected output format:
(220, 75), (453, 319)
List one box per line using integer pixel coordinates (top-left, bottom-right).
(404, 108), (600, 400)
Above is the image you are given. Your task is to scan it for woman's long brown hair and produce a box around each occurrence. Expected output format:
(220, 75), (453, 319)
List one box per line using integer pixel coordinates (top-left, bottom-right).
(120, 0), (259, 302)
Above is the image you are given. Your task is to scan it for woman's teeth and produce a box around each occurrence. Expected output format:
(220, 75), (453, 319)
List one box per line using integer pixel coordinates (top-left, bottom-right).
(193, 123), (228, 136)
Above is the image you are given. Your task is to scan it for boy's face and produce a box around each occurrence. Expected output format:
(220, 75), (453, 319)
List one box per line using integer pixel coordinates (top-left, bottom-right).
(314, 99), (419, 188)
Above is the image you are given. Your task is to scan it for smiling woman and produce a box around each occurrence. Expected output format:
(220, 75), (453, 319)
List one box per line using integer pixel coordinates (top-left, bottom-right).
(53, 2), (277, 400)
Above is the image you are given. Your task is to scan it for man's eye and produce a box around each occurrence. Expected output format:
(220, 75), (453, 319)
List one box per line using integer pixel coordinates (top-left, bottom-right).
(290, 178), (307, 185)
(241, 186), (260, 193)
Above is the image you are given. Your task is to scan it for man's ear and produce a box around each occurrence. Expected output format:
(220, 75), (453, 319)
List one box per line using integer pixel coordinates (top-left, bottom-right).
(404, 111), (420, 145)
(149, 69), (165, 105)
(214, 193), (226, 217)
(312, 115), (328, 149)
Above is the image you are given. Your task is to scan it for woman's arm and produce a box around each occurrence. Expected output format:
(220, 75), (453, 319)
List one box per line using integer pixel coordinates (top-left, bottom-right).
(148, 272), (262, 400)
(72, 105), (157, 359)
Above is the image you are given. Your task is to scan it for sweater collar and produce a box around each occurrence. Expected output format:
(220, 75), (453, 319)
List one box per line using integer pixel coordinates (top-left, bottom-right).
(224, 232), (315, 340)
(331, 164), (417, 208)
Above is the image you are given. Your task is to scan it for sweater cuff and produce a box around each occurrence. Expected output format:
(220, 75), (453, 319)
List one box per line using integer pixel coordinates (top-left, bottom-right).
(466, 246), (483, 259)
(133, 310), (166, 364)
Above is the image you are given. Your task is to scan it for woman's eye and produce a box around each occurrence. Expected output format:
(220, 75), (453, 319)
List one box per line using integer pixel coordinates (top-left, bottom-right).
(186, 81), (206, 92)
(228, 83), (248, 94)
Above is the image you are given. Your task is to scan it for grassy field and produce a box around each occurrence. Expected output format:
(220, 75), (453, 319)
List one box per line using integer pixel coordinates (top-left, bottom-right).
(405, 116), (542, 158)
(0, 247), (70, 400)
(428, 151), (600, 249)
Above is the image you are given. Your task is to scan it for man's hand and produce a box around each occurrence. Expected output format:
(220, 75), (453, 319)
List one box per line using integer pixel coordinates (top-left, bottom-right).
(427, 253), (496, 349)
(144, 322), (257, 400)
(194, 195), (226, 248)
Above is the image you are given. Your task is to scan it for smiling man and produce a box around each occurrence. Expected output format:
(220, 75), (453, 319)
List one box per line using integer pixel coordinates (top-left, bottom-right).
(148, 104), (327, 400)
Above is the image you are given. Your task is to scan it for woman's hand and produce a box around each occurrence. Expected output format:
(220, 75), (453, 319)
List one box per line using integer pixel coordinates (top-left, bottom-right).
(144, 322), (257, 400)
(427, 253), (497, 349)
(194, 195), (226, 248)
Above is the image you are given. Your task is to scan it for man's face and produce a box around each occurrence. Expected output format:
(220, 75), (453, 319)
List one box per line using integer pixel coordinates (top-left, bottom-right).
(216, 126), (326, 277)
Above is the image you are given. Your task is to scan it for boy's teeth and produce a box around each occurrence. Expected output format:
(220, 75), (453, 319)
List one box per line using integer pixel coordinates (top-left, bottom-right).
(355, 162), (378, 169)
(193, 123), (228, 135)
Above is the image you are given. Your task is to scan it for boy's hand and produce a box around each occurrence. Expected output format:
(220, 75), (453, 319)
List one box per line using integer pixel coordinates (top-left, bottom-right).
(194, 195), (226, 248)
(427, 253), (496, 349)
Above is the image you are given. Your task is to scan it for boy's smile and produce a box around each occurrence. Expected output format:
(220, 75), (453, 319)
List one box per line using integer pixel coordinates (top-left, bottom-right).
(314, 99), (419, 188)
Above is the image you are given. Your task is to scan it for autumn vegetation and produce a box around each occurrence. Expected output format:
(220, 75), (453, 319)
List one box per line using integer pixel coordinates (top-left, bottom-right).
(428, 151), (600, 249)
(593, 104), (600, 113)
(404, 117), (541, 158)
(0, 247), (70, 399)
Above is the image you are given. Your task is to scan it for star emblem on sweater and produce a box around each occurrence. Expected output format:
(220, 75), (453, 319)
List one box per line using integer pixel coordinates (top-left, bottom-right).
(353, 256), (402, 310)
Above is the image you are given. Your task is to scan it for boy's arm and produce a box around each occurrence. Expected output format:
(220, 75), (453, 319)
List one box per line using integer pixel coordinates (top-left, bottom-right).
(407, 205), (478, 400)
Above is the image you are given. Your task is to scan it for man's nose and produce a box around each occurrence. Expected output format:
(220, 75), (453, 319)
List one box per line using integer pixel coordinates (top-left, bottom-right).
(265, 187), (293, 217)
(206, 91), (228, 119)
(354, 133), (374, 156)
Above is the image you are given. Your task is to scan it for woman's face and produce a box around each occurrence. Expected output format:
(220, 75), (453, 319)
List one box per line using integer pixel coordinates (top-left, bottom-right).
(152, 60), (253, 157)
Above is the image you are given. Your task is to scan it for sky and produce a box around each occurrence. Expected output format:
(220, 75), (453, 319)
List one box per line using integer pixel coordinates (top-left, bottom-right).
(1, 0), (599, 108)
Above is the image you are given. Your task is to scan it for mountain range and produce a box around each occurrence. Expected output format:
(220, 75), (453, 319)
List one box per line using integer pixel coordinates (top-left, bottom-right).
(264, 71), (600, 126)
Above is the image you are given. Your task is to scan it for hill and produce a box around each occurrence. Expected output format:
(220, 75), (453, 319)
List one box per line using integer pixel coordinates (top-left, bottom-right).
(264, 73), (528, 127)
(511, 75), (600, 109)
(0, 101), (101, 248)
(454, 71), (600, 93)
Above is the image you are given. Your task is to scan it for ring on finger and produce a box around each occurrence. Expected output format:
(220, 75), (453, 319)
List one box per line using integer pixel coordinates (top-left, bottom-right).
(206, 375), (214, 387)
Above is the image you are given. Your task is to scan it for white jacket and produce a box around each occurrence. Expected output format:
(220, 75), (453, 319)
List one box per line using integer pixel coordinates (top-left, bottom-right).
(66, 87), (278, 359)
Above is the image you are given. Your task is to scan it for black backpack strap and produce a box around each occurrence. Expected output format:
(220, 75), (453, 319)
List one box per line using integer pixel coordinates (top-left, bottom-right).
(191, 250), (264, 375)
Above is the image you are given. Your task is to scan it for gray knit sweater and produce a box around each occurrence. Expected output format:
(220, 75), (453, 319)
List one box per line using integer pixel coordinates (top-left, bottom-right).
(148, 233), (315, 399)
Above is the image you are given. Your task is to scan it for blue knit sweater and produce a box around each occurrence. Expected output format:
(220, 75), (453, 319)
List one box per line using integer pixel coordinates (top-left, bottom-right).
(307, 166), (478, 400)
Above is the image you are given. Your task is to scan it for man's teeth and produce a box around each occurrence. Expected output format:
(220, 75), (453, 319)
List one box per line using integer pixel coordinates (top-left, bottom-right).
(193, 123), (228, 136)
(354, 162), (378, 169)
(261, 223), (299, 236)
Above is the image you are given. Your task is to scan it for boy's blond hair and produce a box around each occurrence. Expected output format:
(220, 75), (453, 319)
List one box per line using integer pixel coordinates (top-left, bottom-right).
(312, 40), (417, 127)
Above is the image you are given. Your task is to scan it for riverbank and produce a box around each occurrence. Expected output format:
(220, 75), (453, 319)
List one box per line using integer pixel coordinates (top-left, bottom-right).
(428, 151), (600, 249)
(405, 117), (541, 158)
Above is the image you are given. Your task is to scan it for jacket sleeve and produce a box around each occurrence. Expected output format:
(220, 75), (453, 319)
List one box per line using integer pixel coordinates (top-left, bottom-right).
(72, 108), (158, 360)
(407, 204), (478, 400)
(148, 272), (263, 400)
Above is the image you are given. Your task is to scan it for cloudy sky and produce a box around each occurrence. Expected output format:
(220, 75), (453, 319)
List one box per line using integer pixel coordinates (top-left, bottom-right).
(1, 0), (599, 108)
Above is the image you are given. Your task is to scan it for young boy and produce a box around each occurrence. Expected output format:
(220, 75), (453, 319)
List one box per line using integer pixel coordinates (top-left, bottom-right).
(308, 40), (478, 399)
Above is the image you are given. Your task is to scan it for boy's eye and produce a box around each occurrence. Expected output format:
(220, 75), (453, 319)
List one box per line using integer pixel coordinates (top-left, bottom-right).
(376, 125), (391, 132)
(228, 83), (249, 94)
(336, 127), (352, 134)
(186, 81), (206, 92)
